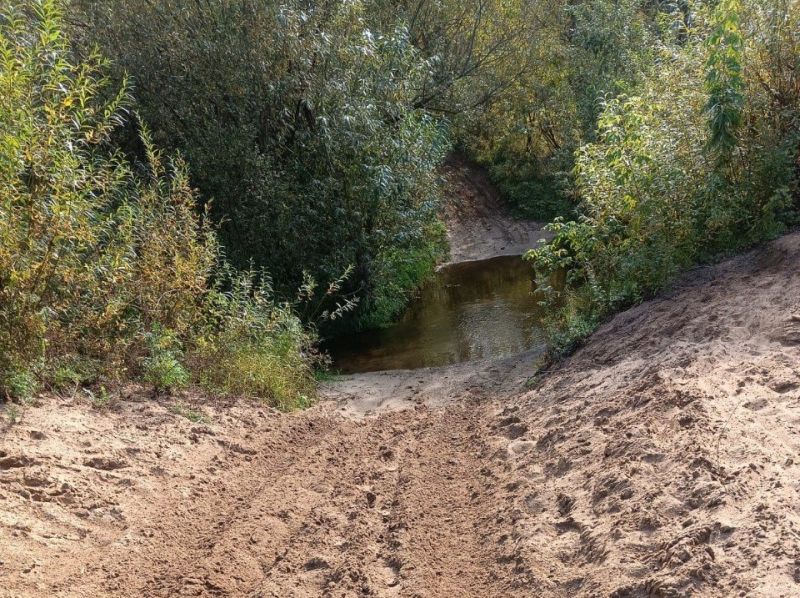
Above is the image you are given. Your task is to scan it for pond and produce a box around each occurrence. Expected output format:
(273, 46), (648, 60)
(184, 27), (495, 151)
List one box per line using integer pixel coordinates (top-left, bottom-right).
(325, 255), (549, 374)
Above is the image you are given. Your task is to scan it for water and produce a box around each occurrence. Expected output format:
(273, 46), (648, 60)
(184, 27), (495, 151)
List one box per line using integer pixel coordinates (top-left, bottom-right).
(325, 255), (549, 373)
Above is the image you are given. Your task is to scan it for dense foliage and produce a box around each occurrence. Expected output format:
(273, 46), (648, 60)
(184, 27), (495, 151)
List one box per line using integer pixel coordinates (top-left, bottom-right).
(527, 0), (800, 354)
(0, 1), (316, 408)
(451, 0), (656, 220)
(73, 0), (450, 330)
(71, 0), (666, 328)
(3, 0), (799, 401)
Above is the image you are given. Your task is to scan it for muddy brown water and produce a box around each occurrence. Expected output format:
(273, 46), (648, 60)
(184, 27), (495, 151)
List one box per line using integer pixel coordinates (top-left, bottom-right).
(325, 255), (549, 373)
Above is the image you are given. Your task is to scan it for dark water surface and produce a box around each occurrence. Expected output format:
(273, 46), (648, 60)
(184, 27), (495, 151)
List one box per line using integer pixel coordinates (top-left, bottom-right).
(325, 255), (548, 374)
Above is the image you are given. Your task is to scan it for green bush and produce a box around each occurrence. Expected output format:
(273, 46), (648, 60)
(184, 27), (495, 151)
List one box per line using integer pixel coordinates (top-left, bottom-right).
(2, 369), (38, 403)
(353, 219), (447, 331)
(528, 0), (799, 354)
(190, 270), (318, 411)
(460, 0), (654, 220)
(0, 0), (215, 380)
(142, 327), (190, 393)
(0, 0), (317, 407)
(73, 0), (450, 329)
(49, 356), (100, 391)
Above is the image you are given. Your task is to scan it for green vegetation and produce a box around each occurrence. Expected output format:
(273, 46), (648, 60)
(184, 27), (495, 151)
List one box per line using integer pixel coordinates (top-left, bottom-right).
(528, 0), (800, 354)
(0, 1), (315, 408)
(141, 327), (190, 394)
(73, 0), (450, 330)
(457, 0), (655, 221)
(169, 403), (209, 424)
(4, 403), (21, 425)
(86, 386), (113, 410)
(2, 0), (799, 401)
(190, 272), (318, 410)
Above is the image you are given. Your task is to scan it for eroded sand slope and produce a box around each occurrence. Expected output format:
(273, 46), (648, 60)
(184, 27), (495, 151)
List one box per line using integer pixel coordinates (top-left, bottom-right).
(2, 232), (800, 597)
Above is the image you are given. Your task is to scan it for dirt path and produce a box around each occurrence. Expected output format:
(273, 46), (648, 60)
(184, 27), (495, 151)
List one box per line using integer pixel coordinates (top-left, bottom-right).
(441, 155), (551, 265)
(320, 348), (543, 417)
(0, 393), (535, 597)
(3, 232), (800, 596)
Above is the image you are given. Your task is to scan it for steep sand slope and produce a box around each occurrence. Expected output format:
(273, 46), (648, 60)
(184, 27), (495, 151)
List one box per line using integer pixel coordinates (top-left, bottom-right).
(497, 232), (800, 597)
(1, 232), (799, 597)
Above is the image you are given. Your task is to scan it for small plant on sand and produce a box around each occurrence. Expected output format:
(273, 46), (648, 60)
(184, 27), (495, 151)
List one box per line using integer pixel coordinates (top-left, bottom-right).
(51, 366), (83, 392)
(142, 327), (190, 394)
(169, 403), (209, 424)
(49, 357), (100, 394)
(4, 403), (21, 425)
(85, 386), (113, 410)
(2, 369), (37, 404)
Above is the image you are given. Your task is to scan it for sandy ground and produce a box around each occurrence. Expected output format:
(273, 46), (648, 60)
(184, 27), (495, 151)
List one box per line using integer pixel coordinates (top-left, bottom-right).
(440, 155), (551, 265)
(321, 348), (544, 417)
(2, 231), (800, 596)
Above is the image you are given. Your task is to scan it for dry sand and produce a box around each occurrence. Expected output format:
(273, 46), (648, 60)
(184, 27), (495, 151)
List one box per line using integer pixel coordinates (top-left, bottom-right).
(2, 231), (799, 596)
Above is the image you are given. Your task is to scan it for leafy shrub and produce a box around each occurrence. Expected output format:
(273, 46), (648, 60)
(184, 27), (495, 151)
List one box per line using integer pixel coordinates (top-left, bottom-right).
(142, 327), (190, 393)
(2, 368), (38, 403)
(705, 0), (745, 162)
(190, 270), (317, 411)
(0, 1), (317, 407)
(486, 154), (574, 222)
(460, 0), (654, 220)
(49, 356), (100, 391)
(353, 219), (447, 331)
(528, 1), (799, 354)
(0, 0), (213, 379)
(74, 0), (450, 329)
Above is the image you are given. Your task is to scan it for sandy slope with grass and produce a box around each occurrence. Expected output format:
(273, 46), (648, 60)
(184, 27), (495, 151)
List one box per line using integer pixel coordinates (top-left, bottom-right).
(2, 229), (800, 596)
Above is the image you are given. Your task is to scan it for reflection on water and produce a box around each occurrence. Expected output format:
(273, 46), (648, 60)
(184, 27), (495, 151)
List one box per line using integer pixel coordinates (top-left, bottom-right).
(325, 255), (548, 373)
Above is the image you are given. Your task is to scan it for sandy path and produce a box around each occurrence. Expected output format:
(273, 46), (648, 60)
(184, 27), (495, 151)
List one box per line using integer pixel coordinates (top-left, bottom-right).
(1, 395), (533, 597)
(2, 231), (799, 596)
(320, 348), (543, 417)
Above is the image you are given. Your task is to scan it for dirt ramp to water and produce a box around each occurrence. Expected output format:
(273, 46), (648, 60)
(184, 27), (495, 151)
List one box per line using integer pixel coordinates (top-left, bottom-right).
(2, 233), (800, 597)
(321, 347), (543, 416)
(441, 155), (550, 264)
